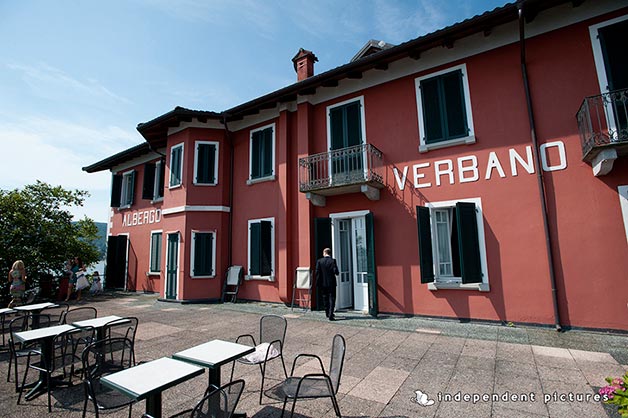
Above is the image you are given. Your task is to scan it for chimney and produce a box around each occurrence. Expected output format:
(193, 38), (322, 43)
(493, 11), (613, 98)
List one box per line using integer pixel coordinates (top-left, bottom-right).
(292, 48), (318, 81)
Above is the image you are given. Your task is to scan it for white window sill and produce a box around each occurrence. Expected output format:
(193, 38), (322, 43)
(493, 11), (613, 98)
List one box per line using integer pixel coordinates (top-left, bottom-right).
(146, 271), (160, 276)
(193, 182), (218, 187)
(419, 135), (476, 153)
(428, 281), (490, 292)
(245, 275), (275, 282)
(118, 205), (132, 211)
(151, 198), (164, 204)
(169, 184), (182, 190)
(191, 275), (215, 279)
(247, 175), (275, 185)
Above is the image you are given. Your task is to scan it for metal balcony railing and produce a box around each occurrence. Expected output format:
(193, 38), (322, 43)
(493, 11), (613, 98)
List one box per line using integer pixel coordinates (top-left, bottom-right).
(577, 88), (628, 161)
(298, 143), (383, 193)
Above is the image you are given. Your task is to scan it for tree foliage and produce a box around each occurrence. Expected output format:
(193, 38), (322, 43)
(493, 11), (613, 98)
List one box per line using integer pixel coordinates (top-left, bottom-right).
(0, 181), (100, 301)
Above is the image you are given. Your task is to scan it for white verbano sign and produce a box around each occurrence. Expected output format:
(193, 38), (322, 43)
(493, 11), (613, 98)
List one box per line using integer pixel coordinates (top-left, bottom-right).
(121, 209), (162, 227)
(393, 141), (568, 190)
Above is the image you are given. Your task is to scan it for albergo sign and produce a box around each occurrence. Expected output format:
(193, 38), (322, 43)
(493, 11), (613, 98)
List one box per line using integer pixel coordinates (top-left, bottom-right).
(121, 209), (162, 227)
(393, 141), (567, 190)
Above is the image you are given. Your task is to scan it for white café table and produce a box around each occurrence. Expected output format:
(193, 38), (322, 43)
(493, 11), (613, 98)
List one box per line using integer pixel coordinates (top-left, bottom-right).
(100, 357), (204, 418)
(14, 302), (58, 328)
(172, 339), (254, 388)
(14, 323), (76, 400)
(72, 314), (125, 342)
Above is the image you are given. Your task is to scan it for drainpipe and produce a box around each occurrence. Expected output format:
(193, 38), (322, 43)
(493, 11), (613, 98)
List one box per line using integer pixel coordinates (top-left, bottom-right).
(517, 1), (562, 331)
(222, 114), (234, 269)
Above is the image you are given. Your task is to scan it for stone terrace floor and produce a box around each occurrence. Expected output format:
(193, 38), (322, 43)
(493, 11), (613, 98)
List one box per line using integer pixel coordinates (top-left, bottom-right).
(1, 291), (627, 418)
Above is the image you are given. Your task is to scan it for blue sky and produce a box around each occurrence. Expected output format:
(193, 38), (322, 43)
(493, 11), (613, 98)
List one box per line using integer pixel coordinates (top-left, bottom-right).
(0, 0), (507, 222)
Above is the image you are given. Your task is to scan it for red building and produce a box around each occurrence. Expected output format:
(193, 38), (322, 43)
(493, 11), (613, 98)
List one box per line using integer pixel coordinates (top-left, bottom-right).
(85, 0), (628, 332)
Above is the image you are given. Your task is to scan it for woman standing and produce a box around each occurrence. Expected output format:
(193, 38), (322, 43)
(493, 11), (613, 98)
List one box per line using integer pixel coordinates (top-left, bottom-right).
(65, 257), (86, 302)
(7, 260), (27, 308)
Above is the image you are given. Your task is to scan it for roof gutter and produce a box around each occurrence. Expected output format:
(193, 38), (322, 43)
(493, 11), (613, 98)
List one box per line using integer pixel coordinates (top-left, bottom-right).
(517, 0), (562, 331)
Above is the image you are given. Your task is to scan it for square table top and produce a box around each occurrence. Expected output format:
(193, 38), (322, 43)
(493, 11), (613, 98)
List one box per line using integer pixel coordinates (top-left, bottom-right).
(172, 339), (255, 368)
(100, 357), (204, 401)
(72, 315), (125, 328)
(15, 324), (76, 343)
(14, 302), (57, 312)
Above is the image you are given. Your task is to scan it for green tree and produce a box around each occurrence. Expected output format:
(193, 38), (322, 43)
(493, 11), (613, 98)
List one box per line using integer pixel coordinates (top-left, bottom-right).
(0, 181), (100, 302)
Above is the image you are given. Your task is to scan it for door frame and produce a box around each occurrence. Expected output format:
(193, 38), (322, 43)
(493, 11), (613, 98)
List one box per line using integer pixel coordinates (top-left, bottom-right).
(165, 232), (180, 300)
(330, 210), (370, 312)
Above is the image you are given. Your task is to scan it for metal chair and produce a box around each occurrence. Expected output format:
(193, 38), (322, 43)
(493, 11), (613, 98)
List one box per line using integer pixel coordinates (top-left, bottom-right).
(222, 266), (243, 303)
(6, 314), (41, 393)
(168, 379), (246, 418)
(81, 337), (135, 418)
(230, 314), (288, 404)
(266, 334), (346, 417)
(0, 309), (16, 348)
(103, 317), (139, 365)
(41, 302), (70, 325)
(61, 306), (97, 324)
(18, 326), (95, 412)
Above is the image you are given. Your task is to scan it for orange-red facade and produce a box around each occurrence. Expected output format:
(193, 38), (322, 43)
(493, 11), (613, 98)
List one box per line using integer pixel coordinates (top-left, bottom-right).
(93, 2), (628, 331)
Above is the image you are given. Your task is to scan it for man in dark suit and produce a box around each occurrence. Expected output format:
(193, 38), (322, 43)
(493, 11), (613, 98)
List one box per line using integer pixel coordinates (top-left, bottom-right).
(315, 248), (339, 321)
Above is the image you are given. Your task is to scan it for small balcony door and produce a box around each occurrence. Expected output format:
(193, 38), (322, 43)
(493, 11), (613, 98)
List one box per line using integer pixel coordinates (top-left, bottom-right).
(329, 99), (365, 184)
(165, 233), (179, 300)
(334, 215), (371, 313)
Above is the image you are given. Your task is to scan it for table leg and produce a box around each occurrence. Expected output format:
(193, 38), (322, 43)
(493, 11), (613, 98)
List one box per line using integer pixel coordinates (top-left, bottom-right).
(208, 367), (220, 388)
(146, 392), (162, 418)
(24, 337), (52, 400)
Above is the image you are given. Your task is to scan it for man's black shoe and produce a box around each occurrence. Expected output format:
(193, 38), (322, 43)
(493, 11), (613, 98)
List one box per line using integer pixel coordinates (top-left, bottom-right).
(329, 316), (335, 321)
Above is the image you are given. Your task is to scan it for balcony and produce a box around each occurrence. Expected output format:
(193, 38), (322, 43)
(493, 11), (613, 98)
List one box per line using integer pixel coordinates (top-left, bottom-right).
(577, 88), (628, 176)
(298, 143), (384, 206)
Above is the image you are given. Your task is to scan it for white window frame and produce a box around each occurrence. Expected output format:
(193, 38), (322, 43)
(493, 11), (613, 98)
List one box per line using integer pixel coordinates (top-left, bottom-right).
(424, 197), (489, 291)
(415, 63), (476, 153)
(120, 170), (135, 209)
(148, 230), (162, 275)
(246, 217), (275, 281)
(193, 141), (219, 186)
(169, 142), (184, 189)
(619, 185), (628, 245)
(247, 123), (276, 185)
(190, 230), (217, 278)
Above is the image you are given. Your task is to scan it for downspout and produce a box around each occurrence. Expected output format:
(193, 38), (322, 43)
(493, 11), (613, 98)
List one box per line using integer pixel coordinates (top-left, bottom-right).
(517, 1), (562, 331)
(222, 114), (234, 270)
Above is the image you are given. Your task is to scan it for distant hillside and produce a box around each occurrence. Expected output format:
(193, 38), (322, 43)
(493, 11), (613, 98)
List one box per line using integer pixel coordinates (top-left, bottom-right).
(95, 222), (107, 259)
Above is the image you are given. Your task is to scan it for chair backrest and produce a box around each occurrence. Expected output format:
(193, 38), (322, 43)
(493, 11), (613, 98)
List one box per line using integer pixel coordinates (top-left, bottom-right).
(51, 326), (95, 370)
(226, 266), (243, 286)
(28, 313), (52, 329)
(82, 337), (134, 380)
(328, 334), (346, 394)
(8, 314), (29, 340)
(259, 315), (287, 348)
(62, 306), (97, 324)
(191, 379), (245, 418)
(42, 303), (70, 325)
(104, 317), (138, 345)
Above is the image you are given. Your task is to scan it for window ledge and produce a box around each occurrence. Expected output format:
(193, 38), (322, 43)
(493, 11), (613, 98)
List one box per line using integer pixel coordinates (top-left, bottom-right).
(428, 281), (489, 292)
(151, 198), (164, 204)
(245, 275), (275, 282)
(118, 205), (132, 211)
(191, 275), (215, 279)
(193, 182), (218, 187)
(169, 184), (182, 190)
(146, 272), (160, 277)
(419, 135), (476, 153)
(247, 175), (275, 185)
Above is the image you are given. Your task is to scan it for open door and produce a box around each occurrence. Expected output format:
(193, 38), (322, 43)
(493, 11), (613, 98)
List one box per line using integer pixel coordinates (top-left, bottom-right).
(165, 233), (179, 300)
(365, 212), (378, 317)
(105, 235), (127, 290)
(313, 217), (332, 311)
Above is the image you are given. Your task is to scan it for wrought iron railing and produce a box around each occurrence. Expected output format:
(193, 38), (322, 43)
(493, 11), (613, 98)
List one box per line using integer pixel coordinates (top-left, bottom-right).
(577, 88), (628, 160)
(299, 143), (383, 192)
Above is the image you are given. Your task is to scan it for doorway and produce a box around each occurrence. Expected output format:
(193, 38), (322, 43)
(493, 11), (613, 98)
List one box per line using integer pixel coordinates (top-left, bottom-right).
(165, 233), (179, 300)
(105, 234), (128, 290)
(333, 215), (369, 312)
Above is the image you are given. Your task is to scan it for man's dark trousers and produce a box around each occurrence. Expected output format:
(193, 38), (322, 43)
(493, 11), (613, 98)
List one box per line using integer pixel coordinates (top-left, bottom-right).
(320, 286), (336, 319)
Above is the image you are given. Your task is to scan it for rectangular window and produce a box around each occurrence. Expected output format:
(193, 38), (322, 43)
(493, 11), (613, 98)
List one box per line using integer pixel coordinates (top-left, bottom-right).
(247, 218), (274, 280)
(149, 231), (162, 273)
(194, 141), (218, 185)
(142, 159), (165, 201)
(191, 231), (216, 277)
(415, 64), (475, 152)
(119, 170), (135, 208)
(328, 99), (364, 150)
(249, 124), (274, 182)
(416, 198), (488, 291)
(169, 143), (184, 187)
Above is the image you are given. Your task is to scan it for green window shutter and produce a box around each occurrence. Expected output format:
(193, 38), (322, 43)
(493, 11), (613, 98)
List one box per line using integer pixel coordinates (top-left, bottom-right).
(193, 233), (214, 276)
(249, 222), (261, 275)
(260, 221), (272, 276)
(365, 212), (378, 317)
(421, 77), (444, 143)
(170, 147), (182, 186)
(157, 159), (165, 197)
(443, 70), (468, 138)
(329, 106), (345, 150)
(128, 171), (135, 206)
(196, 143), (216, 184)
(345, 101), (362, 147)
(142, 163), (155, 200)
(416, 206), (435, 283)
(251, 131), (261, 179)
(110, 174), (122, 207)
(207, 144), (216, 184)
(456, 202), (483, 284)
(150, 233), (161, 272)
(262, 128), (273, 177)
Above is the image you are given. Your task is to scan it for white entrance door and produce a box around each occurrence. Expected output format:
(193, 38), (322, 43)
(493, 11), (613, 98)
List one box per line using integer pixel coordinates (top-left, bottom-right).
(336, 220), (353, 309)
(351, 217), (369, 312)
